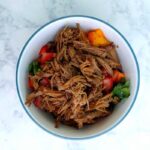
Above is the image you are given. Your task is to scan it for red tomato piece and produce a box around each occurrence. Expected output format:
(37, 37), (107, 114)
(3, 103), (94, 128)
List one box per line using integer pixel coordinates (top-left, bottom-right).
(33, 96), (42, 108)
(28, 78), (34, 89)
(39, 52), (56, 64)
(40, 77), (49, 86)
(39, 45), (49, 55)
(102, 77), (113, 92)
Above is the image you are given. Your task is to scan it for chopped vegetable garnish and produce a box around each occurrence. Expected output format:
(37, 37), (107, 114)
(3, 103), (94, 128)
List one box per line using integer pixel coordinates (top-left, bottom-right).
(112, 80), (130, 100)
(39, 45), (49, 55)
(33, 96), (42, 108)
(113, 70), (125, 83)
(28, 78), (34, 89)
(103, 76), (113, 92)
(39, 77), (49, 86)
(29, 61), (41, 75)
(39, 52), (56, 64)
(38, 44), (56, 64)
(88, 29), (111, 46)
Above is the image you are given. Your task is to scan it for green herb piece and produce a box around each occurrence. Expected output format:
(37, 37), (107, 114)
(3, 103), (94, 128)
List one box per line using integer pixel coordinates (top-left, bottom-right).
(29, 61), (41, 75)
(112, 80), (130, 100)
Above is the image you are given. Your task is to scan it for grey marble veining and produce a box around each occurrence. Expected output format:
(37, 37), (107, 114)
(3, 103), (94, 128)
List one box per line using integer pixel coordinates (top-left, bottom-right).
(0, 0), (150, 150)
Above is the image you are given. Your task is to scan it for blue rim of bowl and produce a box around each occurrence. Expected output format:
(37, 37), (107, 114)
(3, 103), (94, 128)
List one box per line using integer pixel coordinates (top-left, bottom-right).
(16, 15), (140, 140)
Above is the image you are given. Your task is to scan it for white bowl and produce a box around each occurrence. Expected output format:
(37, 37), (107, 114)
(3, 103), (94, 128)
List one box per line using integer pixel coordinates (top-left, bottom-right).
(16, 15), (140, 139)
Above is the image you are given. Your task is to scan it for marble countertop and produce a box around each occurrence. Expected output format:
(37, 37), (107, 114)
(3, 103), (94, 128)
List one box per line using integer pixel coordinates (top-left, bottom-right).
(0, 0), (150, 149)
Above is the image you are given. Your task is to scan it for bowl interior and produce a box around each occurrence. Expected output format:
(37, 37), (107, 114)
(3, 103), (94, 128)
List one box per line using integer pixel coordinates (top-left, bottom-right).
(17, 16), (139, 139)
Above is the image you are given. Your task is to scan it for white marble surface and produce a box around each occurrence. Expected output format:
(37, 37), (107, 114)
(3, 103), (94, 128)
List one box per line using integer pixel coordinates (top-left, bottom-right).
(0, 0), (150, 149)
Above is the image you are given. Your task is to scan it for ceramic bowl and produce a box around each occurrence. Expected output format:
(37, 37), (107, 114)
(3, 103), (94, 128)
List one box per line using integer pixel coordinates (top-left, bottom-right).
(16, 16), (140, 139)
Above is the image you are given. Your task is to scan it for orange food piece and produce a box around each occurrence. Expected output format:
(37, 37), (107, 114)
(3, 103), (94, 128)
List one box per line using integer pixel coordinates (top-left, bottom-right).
(88, 29), (111, 46)
(28, 78), (34, 89)
(113, 70), (125, 83)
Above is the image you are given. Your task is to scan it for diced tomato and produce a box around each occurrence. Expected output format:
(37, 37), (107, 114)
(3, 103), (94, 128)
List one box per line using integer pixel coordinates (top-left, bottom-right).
(38, 44), (56, 64)
(102, 77), (113, 92)
(33, 96), (42, 108)
(39, 52), (56, 64)
(39, 45), (49, 55)
(28, 78), (34, 89)
(40, 77), (49, 86)
(113, 70), (125, 83)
